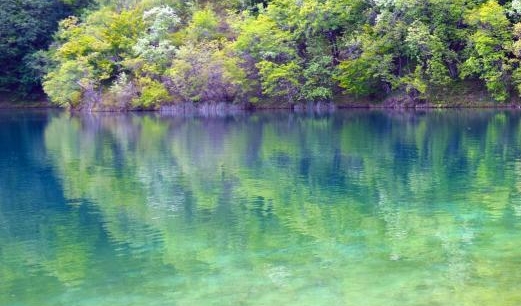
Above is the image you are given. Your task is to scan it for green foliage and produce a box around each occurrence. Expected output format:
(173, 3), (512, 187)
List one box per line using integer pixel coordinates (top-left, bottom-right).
(334, 28), (396, 97)
(184, 9), (221, 42)
(26, 0), (521, 107)
(0, 0), (92, 96)
(44, 7), (144, 108)
(43, 60), (92, 107)
(302, 55), (334, 101)
(166, 41), (247, 103)
(132, 77), (170, 108)
(335, 56), (384, 97)
(399, 66), (428, 99)
(256, 60), (300, 102)
(461, 0), (511, 102)
(234, 13), (296, 61)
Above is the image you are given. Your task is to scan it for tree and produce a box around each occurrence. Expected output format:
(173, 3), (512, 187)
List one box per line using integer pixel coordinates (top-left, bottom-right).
(0, 0), (92, 96)
(460, 0), (512, 102)
(132, 5), (179, 72)
(36, 0), (521, 107)
(44, 7), (144, 108)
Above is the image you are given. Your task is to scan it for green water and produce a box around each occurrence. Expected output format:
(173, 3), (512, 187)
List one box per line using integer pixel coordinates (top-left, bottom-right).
(2, 110), (521, 305)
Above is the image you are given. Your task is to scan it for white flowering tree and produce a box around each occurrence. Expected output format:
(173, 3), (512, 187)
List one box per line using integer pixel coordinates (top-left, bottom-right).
(133, 5), (180, 71)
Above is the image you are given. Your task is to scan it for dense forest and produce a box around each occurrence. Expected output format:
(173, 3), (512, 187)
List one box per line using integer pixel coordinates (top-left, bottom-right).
(0, 0), (94, 98)
(4, 0), (521, 109)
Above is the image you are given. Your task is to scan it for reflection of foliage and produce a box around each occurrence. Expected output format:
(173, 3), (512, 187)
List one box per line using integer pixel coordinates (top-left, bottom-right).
(5, 111), (521, 304)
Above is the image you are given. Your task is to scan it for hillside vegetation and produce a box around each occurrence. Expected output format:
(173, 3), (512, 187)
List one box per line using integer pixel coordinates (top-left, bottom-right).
(5, 0), (521, 109)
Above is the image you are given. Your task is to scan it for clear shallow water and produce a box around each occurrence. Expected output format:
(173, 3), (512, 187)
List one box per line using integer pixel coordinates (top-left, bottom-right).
(2, 110), (521, 305)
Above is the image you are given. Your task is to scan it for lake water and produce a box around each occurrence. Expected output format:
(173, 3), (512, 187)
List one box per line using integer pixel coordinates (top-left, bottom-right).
(2, 110), (521, 305)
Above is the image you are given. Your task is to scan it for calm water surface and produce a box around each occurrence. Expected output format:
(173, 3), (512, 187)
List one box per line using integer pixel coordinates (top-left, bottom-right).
(2, 110), (521, 305)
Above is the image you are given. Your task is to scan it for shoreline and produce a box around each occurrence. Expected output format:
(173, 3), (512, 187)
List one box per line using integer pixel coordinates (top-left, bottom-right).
(0, 99), (56, 110)
(2, 98), (521, 112)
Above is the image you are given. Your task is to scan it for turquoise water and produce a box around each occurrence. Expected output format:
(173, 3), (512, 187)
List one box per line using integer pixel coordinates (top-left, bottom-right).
(2, 110), (521, 305)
